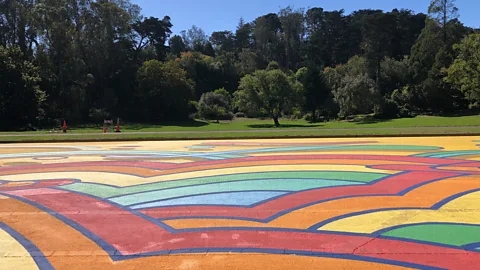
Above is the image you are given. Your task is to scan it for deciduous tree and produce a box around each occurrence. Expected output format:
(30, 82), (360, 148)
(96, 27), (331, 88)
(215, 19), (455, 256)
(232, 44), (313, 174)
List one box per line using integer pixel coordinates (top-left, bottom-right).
(446, 34), (480, 103)
(325, 56), (377, 117)
(235, 68), (303, 126)
(0, 46), (45, 129)
(136, 60), (193, 121)
(296, 66), (330, 121)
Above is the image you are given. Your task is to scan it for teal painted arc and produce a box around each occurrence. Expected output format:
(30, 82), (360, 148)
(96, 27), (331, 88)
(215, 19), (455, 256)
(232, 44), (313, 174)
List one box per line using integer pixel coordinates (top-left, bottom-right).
(110, 179), (363, 206)
(186, 146), (215, 149)
(382, 223), (480, 247)
(415, 150), (480, 158)
(130, 191), (288, 208)
(59, 171), (385, 198)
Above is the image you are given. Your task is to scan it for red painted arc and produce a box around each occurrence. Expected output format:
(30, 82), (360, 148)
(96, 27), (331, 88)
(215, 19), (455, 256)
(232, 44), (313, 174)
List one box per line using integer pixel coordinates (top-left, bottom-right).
(2, 187), (480, 269)
(141, 171), (460, 220)
(0, 154), (474, 174)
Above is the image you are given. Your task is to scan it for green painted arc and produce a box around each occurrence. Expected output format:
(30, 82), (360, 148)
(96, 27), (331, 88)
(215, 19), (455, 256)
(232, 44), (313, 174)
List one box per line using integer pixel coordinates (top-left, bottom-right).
(335, 145), (441, 151)
(382, 223), (480, 247)
(110, 179), (364, 206)
(239, 145), (441, 155)
(59, 171), (385, 198)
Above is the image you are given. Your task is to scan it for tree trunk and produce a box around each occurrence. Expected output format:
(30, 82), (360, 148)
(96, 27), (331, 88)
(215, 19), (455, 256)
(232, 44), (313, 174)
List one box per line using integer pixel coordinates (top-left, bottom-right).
(17, 10), (27, 55)
(311, 109), (317, 122)
(443, 1), (447, 43)
(273, 116), (280, 127)
(376, 58), (381, 94)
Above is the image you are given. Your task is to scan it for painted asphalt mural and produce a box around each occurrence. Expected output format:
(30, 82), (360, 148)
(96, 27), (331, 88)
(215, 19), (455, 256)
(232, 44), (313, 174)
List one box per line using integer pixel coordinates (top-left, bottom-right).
(1, 137), (480, 269)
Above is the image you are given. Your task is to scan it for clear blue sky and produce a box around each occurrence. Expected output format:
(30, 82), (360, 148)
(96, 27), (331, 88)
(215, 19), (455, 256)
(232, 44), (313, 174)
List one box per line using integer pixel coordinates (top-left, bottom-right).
(132, 0), (479, 35)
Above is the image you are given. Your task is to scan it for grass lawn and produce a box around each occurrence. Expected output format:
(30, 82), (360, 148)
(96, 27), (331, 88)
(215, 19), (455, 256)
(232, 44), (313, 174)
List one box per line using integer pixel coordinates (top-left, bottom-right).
(1, 114), (480, 142)
(92, 114), (480, 131)
(3, 114), (480, 133)
(1, 127), (480, 142)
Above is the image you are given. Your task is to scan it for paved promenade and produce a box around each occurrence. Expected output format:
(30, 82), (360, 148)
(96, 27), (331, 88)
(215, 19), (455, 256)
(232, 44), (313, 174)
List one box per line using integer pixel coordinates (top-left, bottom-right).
(1, 137), (480, 269)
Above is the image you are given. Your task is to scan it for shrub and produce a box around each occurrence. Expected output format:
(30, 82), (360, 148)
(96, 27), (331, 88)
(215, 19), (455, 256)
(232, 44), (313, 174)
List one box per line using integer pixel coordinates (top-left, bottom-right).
(196, 88), (234, 122)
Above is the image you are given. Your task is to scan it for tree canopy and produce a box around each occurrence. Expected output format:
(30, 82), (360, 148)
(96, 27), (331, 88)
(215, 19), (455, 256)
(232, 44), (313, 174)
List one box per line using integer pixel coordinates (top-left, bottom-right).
(446, 33), (480, 103)
(136, 60), (193, 121)
(0, 0), (478, 129)
(0, 45), (45, 130)
(235, 67), (303, 126)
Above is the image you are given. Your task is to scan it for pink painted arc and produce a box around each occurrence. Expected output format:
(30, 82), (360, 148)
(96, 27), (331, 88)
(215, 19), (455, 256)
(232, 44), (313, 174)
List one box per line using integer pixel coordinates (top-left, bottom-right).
(2, 187), (480, 269)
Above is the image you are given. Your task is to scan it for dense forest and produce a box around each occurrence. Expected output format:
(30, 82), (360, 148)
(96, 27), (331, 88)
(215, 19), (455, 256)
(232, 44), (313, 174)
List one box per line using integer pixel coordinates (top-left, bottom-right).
(1, 0), (479, 129)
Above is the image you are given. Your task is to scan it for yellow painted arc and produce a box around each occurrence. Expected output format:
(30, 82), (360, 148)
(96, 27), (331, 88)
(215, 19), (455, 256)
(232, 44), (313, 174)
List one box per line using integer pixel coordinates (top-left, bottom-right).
(0, 165), (397, 186)
(249, 151), (428, 157)
(319, 191), (480, 234)
(0, 228), (39, 270)
(441, 190), (480, 210)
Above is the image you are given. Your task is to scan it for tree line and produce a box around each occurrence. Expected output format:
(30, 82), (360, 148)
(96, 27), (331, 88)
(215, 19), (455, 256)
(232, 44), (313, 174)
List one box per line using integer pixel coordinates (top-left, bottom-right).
(1, 0), (479, 129)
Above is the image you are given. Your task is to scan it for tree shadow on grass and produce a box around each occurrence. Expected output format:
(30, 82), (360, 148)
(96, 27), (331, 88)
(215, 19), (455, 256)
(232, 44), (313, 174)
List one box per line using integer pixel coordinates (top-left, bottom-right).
(439, 109), (480, 117)
(247, 124), (323, 129)
(124, 120), (209, 130)
(354, 118), (393, 125)
(346, 115), (393, 125)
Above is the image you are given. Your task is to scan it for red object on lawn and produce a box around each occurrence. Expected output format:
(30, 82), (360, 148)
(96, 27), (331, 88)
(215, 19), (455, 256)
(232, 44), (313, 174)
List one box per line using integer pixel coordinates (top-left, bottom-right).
(62, 121), (67, 133)
(116, 118), (121, 133)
